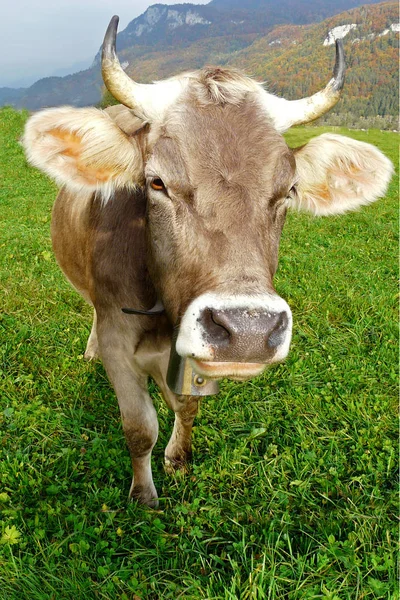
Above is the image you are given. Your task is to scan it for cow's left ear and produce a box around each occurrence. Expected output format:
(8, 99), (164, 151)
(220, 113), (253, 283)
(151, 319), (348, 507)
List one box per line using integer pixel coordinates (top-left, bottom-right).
(23, 106), (146, 198)
(288, 133), (393, 216)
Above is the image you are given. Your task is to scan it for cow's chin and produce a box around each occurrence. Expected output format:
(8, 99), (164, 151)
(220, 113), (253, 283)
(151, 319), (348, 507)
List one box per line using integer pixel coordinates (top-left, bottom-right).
(190, 359), (266, 381)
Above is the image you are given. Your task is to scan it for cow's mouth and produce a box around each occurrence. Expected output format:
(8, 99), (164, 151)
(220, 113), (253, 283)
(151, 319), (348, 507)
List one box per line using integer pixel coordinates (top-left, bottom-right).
(190, 359), (266, 381)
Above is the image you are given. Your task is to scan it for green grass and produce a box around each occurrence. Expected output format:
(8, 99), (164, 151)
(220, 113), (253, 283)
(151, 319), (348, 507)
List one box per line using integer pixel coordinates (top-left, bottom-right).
(0, 107), (398, 599)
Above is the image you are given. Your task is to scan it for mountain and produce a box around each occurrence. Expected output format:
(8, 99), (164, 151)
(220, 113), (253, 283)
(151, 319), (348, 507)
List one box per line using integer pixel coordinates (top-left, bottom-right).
(0, 68), (102, 111)
(1, 0), (398, 129)
(99, 1), (398, 128)
(91, 0), (381, 62)
(0, 87), (24, 106)
(50, 58), (93, 78)
(229, 2), (399, 128)
(209, 0), (380, 23)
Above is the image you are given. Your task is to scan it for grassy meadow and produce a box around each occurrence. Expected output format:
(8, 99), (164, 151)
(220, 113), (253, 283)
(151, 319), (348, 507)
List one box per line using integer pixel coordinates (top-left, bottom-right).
(0, 106), (398, 599)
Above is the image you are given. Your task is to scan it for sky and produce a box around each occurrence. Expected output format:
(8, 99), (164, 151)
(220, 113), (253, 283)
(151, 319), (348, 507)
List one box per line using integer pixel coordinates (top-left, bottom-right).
(1, 0), (210, 88)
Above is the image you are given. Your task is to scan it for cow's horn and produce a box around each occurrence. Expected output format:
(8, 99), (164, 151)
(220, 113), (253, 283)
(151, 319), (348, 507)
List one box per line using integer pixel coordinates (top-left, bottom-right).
(102, 16), (184, 120)
(262, 40), (345, 132)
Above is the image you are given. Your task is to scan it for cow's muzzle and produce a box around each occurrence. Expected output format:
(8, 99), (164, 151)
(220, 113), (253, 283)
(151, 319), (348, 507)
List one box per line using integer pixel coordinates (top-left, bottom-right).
(174, 292), (292, 382)
(197, 307), (289, 362)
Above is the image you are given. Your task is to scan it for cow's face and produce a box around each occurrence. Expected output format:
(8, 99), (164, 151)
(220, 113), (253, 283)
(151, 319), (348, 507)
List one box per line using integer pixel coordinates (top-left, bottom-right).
(23, 20), (393, 380)
(145, 94), (295, 378)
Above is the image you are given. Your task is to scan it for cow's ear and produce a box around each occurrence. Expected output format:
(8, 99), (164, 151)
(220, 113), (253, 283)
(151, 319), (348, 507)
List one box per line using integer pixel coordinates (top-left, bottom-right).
(23, 106), (146, 197)
(289, 133), (393, 216)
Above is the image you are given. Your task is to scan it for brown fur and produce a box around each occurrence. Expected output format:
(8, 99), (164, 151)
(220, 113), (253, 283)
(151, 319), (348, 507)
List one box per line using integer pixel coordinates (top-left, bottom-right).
(146, 97), (294, 320)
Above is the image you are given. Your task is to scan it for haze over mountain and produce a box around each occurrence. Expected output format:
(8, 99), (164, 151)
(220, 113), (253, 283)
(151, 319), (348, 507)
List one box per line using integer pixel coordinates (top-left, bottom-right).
(0, 0), (397, 128)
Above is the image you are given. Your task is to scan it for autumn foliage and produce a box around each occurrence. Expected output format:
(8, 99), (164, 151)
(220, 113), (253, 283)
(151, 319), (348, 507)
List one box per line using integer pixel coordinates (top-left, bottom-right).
(100, 2), (399, 129)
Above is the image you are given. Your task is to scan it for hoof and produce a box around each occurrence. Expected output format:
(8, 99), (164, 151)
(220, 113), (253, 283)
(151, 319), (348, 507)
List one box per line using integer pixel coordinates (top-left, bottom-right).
(129, 483), (158, 509)
(84, 333), (99, 361)
(164, 455), (191, 475)
(83, 349), (99, 361)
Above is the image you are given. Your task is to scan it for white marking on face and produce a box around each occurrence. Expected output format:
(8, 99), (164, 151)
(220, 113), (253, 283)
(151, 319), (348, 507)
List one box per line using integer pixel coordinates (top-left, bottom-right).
(175, 293), (292, 365)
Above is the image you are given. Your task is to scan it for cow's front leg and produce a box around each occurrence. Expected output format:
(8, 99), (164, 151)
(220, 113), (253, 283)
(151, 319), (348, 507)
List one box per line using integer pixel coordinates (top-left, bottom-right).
(98, 318), (159, 508)
(146, 350), (199, 472)
(164, 394), (199, 472)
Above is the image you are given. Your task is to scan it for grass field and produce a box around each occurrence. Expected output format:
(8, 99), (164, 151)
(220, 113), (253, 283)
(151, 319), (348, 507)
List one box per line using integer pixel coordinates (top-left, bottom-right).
(0, 106), (398, 599)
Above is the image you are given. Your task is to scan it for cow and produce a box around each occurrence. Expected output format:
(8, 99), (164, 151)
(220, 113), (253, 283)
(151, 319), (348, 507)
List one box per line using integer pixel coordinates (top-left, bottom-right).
(23, 16), (393, 507)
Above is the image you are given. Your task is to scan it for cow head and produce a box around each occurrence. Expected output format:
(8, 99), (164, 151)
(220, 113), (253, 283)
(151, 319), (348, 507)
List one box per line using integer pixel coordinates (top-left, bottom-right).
(23, 17), (393, 382)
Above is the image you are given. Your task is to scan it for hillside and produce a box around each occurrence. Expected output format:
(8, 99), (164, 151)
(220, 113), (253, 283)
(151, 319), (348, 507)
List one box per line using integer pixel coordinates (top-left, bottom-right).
(0, 69), (102, 112)
(229, 2), (399, 128)
(1, 0), (398, 128)
(91, 0), (380, 61)
(209, 0), (380, 23)
(101, 1), (398, 128)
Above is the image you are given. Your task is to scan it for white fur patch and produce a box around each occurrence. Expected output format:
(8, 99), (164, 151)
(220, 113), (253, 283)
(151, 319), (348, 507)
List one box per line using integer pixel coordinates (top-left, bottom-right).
(176, 293), (292, 363)
(258, 84), (339, 133)
(291, 133), (394, 216)
(123, 76), (189, 121)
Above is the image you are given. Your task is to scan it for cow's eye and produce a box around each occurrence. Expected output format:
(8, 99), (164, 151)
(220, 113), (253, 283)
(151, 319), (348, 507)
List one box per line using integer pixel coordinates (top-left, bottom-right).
(150, 178), (167, 193)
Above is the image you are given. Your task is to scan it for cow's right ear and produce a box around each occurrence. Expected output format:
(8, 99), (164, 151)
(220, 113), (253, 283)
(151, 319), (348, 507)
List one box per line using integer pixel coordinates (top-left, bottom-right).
(23, 106), (145, 197)
(289, 133), (393, 216)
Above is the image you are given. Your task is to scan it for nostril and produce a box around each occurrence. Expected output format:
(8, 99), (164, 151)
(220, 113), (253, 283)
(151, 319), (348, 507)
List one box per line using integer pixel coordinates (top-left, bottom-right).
(199, 308), (231, 343)
(210, 310), (232, 337)
(267, 311), (289, 348)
